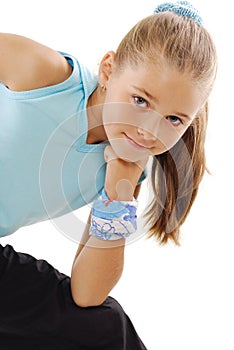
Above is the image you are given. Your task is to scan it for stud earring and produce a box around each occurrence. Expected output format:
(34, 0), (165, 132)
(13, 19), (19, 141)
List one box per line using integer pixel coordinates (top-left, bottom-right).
(100, 84), (106, 92)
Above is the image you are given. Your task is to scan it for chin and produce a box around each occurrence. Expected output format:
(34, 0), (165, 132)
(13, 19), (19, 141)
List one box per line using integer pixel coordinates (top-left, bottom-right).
(110, 138), (149, 162)
(115, 149), (148, 163)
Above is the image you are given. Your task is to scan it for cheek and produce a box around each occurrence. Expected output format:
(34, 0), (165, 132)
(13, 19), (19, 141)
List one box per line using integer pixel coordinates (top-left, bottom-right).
(102, 102), (143, 130)
(151, 124), (189, 155)
(103, 123), (121, 142)
(155, 118), (184, 148)
(150, 140), (168, 155)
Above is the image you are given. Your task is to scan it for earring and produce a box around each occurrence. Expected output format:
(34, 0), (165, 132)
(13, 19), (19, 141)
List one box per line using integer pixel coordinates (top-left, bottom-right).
(100, 84), (106, 92)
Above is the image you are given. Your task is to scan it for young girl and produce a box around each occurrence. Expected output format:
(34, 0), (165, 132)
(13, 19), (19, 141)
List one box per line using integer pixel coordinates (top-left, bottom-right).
(0, 0), (217, 343)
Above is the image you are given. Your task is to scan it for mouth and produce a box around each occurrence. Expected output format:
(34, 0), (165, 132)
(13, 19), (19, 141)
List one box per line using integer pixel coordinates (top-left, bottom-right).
(124, 133), (149, 150)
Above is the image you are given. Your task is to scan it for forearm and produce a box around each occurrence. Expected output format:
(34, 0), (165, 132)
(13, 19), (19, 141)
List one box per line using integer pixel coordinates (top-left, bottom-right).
(71, 184), (142, 308)
(71, 236), (125, 307)
(72, 210), (92, 264)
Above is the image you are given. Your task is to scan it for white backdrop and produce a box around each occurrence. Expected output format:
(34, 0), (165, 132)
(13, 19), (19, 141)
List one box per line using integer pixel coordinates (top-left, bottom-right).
(1, 1), (233, 349)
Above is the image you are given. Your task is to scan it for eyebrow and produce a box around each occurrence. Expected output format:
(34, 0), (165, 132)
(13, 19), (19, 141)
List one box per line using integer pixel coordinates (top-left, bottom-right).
(132, 85), (192, 121)
(132, 85), (159, 103)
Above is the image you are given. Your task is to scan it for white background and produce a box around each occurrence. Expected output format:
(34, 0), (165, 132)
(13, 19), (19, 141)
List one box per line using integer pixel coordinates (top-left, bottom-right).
(1, 1), (234, 349)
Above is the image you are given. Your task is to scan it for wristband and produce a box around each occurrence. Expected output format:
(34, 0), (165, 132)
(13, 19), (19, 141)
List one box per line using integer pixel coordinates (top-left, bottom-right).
(90, 188), (138, 241)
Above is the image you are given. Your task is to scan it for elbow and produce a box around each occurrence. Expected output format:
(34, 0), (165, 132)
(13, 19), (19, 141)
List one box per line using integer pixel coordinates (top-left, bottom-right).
(70, 277), (108, 308)
(72, 294), (107, 308)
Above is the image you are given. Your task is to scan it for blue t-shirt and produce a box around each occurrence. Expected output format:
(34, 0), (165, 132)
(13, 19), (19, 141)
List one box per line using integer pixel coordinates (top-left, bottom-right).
(0, 52), (147, 237)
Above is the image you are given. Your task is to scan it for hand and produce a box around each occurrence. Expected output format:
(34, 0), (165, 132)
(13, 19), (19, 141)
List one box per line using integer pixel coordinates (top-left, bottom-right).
(104, 145), (148, 201)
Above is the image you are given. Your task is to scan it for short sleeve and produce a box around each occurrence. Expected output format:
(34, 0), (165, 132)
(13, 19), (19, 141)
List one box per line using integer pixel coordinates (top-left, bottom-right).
(137, 168), (148, 185)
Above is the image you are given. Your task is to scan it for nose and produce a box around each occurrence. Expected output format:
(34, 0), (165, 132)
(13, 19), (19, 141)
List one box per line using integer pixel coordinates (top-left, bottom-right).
(137, 127), (157, 141)
(136, 109), (162, 141)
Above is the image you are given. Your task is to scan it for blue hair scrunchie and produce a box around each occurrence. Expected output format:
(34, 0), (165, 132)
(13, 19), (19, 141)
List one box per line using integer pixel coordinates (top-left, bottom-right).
(154, 1), (203, 26)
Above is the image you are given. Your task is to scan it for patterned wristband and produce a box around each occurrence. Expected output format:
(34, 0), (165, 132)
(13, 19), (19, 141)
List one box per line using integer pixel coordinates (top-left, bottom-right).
(90, 188), (138, 240)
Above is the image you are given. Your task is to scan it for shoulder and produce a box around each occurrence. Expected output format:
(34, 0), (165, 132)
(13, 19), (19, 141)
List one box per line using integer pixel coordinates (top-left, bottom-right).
(0, 33), (72, 91)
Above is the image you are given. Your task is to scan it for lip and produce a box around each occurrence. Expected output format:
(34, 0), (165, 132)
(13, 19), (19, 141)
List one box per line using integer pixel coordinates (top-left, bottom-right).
(124, 134), (149, 150)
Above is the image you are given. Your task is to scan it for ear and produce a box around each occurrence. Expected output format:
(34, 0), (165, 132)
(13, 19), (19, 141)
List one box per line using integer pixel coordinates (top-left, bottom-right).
(98, 51), (116, 86)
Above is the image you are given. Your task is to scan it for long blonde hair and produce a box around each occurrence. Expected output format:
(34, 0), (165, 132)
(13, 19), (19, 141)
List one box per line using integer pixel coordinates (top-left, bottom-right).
(114, 12), (217, 245)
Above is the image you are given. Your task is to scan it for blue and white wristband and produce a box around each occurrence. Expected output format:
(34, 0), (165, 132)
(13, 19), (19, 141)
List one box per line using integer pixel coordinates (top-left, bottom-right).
(90, 188), (138, 241)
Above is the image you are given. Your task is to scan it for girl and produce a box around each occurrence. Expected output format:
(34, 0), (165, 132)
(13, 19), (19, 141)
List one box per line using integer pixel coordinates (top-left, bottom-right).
(0, 0), (217, 345)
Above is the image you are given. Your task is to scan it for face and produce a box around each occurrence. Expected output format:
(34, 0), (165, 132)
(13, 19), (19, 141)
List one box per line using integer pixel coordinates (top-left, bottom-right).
(102, 59), (204, 162)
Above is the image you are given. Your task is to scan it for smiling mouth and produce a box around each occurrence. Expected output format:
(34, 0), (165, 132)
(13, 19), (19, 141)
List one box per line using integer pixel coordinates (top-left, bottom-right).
(124, 134), (149, 150)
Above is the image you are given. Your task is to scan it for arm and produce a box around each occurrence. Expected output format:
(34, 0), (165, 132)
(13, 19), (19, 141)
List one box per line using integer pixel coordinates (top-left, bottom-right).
(71, 184), (142, 308)
(72, 183), (142, 263)
(71, 146), (147, 308)
(71, 235), (125, 308)
(0, 33), (72, 91)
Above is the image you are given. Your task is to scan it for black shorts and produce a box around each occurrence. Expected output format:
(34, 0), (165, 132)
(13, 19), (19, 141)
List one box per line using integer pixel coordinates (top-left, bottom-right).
(0, 244), (147, 350)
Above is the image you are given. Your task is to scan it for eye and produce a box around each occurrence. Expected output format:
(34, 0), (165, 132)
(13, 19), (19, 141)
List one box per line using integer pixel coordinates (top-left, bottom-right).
(133, 96), (149, 108)
(166, 115), (183, 126)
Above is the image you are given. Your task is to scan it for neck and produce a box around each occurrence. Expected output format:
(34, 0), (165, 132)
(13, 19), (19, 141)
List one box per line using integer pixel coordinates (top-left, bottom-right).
(86, 87), (108, 144)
